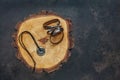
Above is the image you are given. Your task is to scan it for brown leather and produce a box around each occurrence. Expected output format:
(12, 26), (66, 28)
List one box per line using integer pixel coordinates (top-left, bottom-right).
(43, 19), (60, 29)
(43, 19), (64, 44)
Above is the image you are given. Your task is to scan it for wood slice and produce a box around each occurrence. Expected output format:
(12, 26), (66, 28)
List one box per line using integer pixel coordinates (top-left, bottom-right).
(12, 10), (74, 73)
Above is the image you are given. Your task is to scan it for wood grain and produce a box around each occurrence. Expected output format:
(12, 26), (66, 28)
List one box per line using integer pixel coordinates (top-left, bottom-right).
(13, 11), (74, 73)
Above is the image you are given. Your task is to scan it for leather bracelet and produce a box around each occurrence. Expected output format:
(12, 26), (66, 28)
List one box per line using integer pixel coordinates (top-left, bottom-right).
(43, 19), (60, 29)
(43, 19), (64, 44)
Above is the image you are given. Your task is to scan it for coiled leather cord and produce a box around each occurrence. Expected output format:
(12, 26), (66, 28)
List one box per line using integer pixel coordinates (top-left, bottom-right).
(18, 31), (39, 72)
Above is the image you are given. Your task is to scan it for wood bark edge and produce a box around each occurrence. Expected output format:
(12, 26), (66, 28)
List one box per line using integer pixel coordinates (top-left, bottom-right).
(12, 10), (74, 73)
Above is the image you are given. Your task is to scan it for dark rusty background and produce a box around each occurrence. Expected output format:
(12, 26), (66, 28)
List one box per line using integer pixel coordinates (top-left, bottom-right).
(0, 0), (120, 80)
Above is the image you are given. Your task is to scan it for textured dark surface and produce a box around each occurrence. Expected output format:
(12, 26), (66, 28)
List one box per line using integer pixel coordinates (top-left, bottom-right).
(0, 0), (120, 80)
